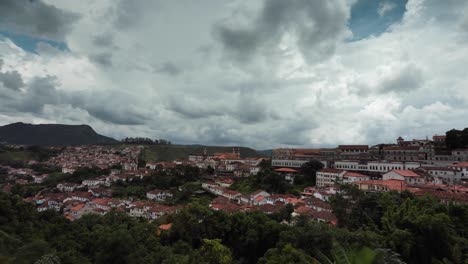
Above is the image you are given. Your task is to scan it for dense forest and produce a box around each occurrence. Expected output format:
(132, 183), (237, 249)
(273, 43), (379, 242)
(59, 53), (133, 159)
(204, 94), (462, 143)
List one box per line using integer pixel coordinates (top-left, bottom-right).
(1, 185), (467, 264)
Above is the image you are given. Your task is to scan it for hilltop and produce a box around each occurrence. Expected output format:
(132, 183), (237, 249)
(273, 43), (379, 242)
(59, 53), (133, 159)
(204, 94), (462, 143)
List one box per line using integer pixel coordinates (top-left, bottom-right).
(0, 122), (117, 146)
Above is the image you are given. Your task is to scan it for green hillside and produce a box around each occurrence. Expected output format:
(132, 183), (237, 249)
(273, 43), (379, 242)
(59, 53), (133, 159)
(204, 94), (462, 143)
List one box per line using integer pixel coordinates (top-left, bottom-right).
(140, 144), (262, 162)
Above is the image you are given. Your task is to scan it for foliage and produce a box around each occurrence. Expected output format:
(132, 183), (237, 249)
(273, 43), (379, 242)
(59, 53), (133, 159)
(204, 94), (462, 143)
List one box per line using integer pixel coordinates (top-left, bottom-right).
(0, 185), (467, 264)
(300, 160), (324, 186)
(445, 128), (468, 149)
(192, 239), (233, 264)
(258, 244), (313, 264)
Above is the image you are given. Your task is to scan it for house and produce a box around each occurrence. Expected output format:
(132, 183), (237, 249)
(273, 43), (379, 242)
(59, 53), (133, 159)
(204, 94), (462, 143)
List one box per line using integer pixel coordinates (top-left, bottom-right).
(82, 177), (106, 187)
(316, 169), (346, 187)
(65, 192), (93, 203)
(274, 168), (300, 184)
(353, 179), (406, 192)
(146, 189), (174, 201)
(215, 178), (234, 188)
(292, 205), (337, 225)
(383, 170), (425, 185)
(68, 203), (96, 220)
(57, 183), (79, 192)
(146, 162), (158, 170)
(302, 197), (332, 212)
(88, 187), (112, 198)
(449, 162), (468, 180)
(128, 202), (147, 218)
(342, 171), (370, 184)
(420, 166), (460, 184)
(300, 187), (315, 198)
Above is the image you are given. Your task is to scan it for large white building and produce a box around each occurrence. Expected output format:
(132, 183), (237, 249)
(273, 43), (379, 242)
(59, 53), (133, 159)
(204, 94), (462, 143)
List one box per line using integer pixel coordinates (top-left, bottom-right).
(334, 160), (421, 174)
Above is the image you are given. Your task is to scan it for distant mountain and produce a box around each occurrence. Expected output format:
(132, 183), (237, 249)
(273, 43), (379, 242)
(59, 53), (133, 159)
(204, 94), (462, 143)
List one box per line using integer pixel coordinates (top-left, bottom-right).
(0, 122), (117, 146)
(256, 149), (273, 157)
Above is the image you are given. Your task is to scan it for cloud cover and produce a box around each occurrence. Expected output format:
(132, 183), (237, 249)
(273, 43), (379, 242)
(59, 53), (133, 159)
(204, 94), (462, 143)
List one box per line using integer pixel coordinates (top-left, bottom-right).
(0, 0), (468, 149)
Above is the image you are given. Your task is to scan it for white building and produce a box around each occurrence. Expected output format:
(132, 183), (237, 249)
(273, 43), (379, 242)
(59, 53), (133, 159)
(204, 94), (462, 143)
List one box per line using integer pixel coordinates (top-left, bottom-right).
(342, 171), (370, 184)
(448, 162), (468, 180)
(382, 170), (425, 185)
(420, 166), (460, 184)
(146, 190), (173, 201)
(334, 160), (421, 174)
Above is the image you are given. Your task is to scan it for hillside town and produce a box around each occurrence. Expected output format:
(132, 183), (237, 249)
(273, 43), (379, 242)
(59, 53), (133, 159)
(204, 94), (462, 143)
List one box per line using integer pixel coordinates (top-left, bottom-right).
(0, 132), (467, 228)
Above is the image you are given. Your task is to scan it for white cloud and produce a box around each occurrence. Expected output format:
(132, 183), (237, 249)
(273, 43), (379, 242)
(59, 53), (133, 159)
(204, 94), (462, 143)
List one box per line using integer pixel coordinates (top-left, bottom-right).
(0, 0), (468, 149)
(378, 1), (397, 17)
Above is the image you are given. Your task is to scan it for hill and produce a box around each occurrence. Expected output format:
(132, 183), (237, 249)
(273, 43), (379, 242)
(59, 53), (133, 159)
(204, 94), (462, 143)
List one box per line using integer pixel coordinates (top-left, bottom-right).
(141, 144), (264, 162)
(0, 122), (117, 146)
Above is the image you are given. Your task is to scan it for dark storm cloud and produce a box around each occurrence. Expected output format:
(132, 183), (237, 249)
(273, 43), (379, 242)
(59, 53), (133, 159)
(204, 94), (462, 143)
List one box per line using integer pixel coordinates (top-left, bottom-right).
(167, 97), (224, 119)
(155, 62), (183, 76)
(235, 94), (268, 124)
(17, 76), (60, 113)
(89, 53), (113, 67)
(85, 106), (147, 125)
(0, 70), (25, 90)
(214, 0), (349, 64)
(0, 0), (80, 41)
(380, 64), (424, 93)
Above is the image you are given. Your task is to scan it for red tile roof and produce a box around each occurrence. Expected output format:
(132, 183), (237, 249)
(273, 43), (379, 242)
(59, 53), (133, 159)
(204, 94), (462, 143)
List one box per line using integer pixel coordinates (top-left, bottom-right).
(71, 204), (85, 211)
(354, 179), (406, 191)
(159, 223), (173, 230)
(275, 168), (299, 173)
(392, 170), (420, 177)
(344, 171), (367, 177)
(319, 168), (344, 174)
(451, 162), (468, 168)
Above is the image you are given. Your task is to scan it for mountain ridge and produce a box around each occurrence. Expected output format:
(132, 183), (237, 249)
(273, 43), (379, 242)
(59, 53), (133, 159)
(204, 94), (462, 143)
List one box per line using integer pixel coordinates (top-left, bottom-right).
(0, 122), (117, 146)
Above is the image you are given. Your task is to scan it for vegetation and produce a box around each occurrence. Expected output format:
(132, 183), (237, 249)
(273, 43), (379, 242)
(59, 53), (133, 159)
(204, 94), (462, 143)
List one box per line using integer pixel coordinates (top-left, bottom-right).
(446, 128), (468, 149)
(300, 160), (324, 186)
(0, 188), (467, 264)
(0, 145), (59, 163)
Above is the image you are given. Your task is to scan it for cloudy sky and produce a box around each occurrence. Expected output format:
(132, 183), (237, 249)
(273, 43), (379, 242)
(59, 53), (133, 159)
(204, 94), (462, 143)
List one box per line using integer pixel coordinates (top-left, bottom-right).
(0, 0), (467, 149)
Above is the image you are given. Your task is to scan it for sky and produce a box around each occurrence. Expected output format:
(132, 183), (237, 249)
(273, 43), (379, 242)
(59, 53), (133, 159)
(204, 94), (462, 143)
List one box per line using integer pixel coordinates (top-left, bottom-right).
(0, 0), (468, 149)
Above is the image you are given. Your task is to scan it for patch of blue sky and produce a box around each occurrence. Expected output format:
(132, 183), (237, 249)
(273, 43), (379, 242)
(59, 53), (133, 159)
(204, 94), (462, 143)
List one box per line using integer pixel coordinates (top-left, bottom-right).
(0, 31), (68, 53)
(348, 0), (408, 41)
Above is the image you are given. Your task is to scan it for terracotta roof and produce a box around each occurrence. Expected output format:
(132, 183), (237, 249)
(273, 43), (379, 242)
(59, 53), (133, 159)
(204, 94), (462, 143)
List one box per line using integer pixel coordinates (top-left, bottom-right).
(354, 179), (406, 191)
(71, 204), (85, 211)
(318, 168), (344, 174)
(159, 223), (173, 230)
(344, 171), (367, 177)
(451, 162), (468, 168)
(255, 195), (265, 202)
(392, 170), (420, 177)
(274, 168), (299, 173)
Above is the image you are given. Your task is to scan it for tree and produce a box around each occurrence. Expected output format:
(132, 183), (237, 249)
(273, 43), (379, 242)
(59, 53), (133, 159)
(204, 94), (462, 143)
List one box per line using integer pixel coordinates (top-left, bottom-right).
(258, 244), (313, 264)
(191, 239), (232, 264)
(300, 160), (324, 186)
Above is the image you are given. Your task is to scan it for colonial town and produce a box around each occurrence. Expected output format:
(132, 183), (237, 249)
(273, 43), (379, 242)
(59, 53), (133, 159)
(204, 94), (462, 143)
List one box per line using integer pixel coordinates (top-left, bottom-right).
(1, 132), (467, 230)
